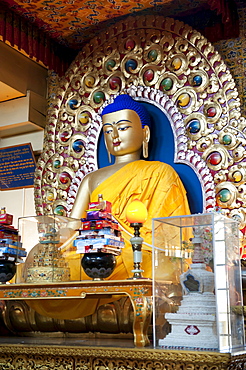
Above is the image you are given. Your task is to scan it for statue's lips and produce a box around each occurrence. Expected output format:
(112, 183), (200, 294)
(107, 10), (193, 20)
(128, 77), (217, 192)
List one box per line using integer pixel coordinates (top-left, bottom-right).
(113, 141), (121, 146)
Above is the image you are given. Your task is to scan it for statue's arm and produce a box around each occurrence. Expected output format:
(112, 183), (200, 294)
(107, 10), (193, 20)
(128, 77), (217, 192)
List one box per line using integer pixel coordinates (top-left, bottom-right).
(70, 174), (91, 219)
(61, 175), (91, 252)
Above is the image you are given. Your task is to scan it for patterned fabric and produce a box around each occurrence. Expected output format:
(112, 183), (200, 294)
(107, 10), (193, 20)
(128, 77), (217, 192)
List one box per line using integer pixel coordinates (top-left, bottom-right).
(0, 1), (77, 74)
(0, 0), (241, 74)
(0, 0), (204, 40)
(0, 0), (238, 48)
(0, 0), (243, 90)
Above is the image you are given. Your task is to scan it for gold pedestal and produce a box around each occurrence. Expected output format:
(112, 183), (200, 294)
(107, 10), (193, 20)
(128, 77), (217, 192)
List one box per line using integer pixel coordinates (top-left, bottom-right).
(2, 298), (134, 337)
(0, 344), (238, 370)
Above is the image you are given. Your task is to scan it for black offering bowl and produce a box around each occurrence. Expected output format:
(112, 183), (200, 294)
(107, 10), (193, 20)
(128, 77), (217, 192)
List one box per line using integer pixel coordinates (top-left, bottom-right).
(0, 260), (16, 283)
(81, 252), (116, 280)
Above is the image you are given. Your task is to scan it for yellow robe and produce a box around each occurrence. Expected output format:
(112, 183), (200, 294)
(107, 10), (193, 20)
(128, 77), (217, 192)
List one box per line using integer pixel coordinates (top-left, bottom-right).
(89, 160), (190, 279)
(27, 160), (190, 319)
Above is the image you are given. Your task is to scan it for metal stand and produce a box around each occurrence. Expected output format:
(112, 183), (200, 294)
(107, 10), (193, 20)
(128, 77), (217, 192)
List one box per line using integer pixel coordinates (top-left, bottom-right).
(129, 222), (144, 279)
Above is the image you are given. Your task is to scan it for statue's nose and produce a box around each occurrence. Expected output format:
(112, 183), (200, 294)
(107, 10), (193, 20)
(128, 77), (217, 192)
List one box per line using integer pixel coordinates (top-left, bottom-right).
(112, 125), (119, 138)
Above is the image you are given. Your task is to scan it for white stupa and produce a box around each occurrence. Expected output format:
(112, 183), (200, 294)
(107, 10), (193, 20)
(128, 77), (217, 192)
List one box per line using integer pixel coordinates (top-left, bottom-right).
(159, 227), (219, 351)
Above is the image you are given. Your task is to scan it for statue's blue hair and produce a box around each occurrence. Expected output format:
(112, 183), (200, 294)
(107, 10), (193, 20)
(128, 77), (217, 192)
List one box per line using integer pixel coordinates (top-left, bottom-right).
(101, 94), (151, 128)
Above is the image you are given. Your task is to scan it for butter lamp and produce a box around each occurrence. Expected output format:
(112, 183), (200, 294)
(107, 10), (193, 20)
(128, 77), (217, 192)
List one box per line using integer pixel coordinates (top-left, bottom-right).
(126, 199), (148, 279)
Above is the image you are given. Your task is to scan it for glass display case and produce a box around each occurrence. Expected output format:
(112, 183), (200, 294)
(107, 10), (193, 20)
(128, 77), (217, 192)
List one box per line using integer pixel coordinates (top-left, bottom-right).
(18, 215), (81, 283)
(152, 213), (245, 353)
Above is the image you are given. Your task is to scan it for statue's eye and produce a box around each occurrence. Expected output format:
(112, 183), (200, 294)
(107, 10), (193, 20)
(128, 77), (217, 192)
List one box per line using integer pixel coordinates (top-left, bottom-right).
(104, 128), (113, 134)
(118, 125), (131, 131)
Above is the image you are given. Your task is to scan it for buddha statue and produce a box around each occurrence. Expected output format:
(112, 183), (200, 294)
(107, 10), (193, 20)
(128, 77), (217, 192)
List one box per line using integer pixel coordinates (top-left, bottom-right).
(25, 94), (190, 320)
(69, 94), (190, 279)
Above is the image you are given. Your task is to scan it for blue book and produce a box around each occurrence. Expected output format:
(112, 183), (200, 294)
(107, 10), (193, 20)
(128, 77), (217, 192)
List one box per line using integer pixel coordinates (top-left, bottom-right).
(0, 246), (27, 257)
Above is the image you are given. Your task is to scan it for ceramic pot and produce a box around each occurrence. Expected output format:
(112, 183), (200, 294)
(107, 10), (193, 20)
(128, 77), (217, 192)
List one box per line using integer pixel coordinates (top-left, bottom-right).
(0, 261), (16, 283)
(81, 252), (116, 280)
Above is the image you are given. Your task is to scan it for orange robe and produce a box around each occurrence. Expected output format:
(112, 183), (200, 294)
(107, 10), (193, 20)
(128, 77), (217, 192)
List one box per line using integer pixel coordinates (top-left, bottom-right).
(27, 160), (190, 319)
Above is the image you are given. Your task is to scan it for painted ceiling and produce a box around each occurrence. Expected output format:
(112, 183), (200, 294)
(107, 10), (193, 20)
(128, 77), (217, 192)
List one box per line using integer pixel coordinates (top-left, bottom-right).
(0, 0), (237, 49)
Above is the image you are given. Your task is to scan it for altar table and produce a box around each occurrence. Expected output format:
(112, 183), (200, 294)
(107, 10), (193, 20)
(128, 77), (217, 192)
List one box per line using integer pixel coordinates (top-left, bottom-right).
(0, 279), (152, 347)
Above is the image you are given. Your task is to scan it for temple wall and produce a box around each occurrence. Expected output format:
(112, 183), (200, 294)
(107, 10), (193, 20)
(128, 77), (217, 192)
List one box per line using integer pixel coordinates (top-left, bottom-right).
(0, 42), (46, 227)
(0, 188), (35, 229)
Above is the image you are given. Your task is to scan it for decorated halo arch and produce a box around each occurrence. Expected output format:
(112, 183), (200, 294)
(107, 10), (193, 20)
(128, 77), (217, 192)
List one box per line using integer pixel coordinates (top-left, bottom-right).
(34, 15), (246, 227)
(66, 86), (215, 213)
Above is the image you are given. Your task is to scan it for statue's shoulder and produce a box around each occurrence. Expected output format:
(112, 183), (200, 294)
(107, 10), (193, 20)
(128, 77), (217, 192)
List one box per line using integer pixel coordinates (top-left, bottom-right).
(138, 160), (175, 171)
(86, 164), (124, 193)
(137, 160), (180, 181)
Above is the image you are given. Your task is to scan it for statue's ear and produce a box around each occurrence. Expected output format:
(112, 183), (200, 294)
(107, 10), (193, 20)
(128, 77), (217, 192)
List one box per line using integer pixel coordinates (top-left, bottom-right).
(143, 125), (150, 143)
(142, 125), (150, 158)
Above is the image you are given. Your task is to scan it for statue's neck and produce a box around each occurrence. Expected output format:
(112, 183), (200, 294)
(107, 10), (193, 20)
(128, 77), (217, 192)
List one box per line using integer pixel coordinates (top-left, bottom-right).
(114, 152), (141, 165)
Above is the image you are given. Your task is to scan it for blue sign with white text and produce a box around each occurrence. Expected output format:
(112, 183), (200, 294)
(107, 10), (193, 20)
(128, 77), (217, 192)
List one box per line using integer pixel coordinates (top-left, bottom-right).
(0, 143), (36, 190)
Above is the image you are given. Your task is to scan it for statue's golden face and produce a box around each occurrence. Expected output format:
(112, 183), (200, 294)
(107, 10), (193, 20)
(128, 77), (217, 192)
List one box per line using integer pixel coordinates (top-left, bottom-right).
(102, 109), (144, 156)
